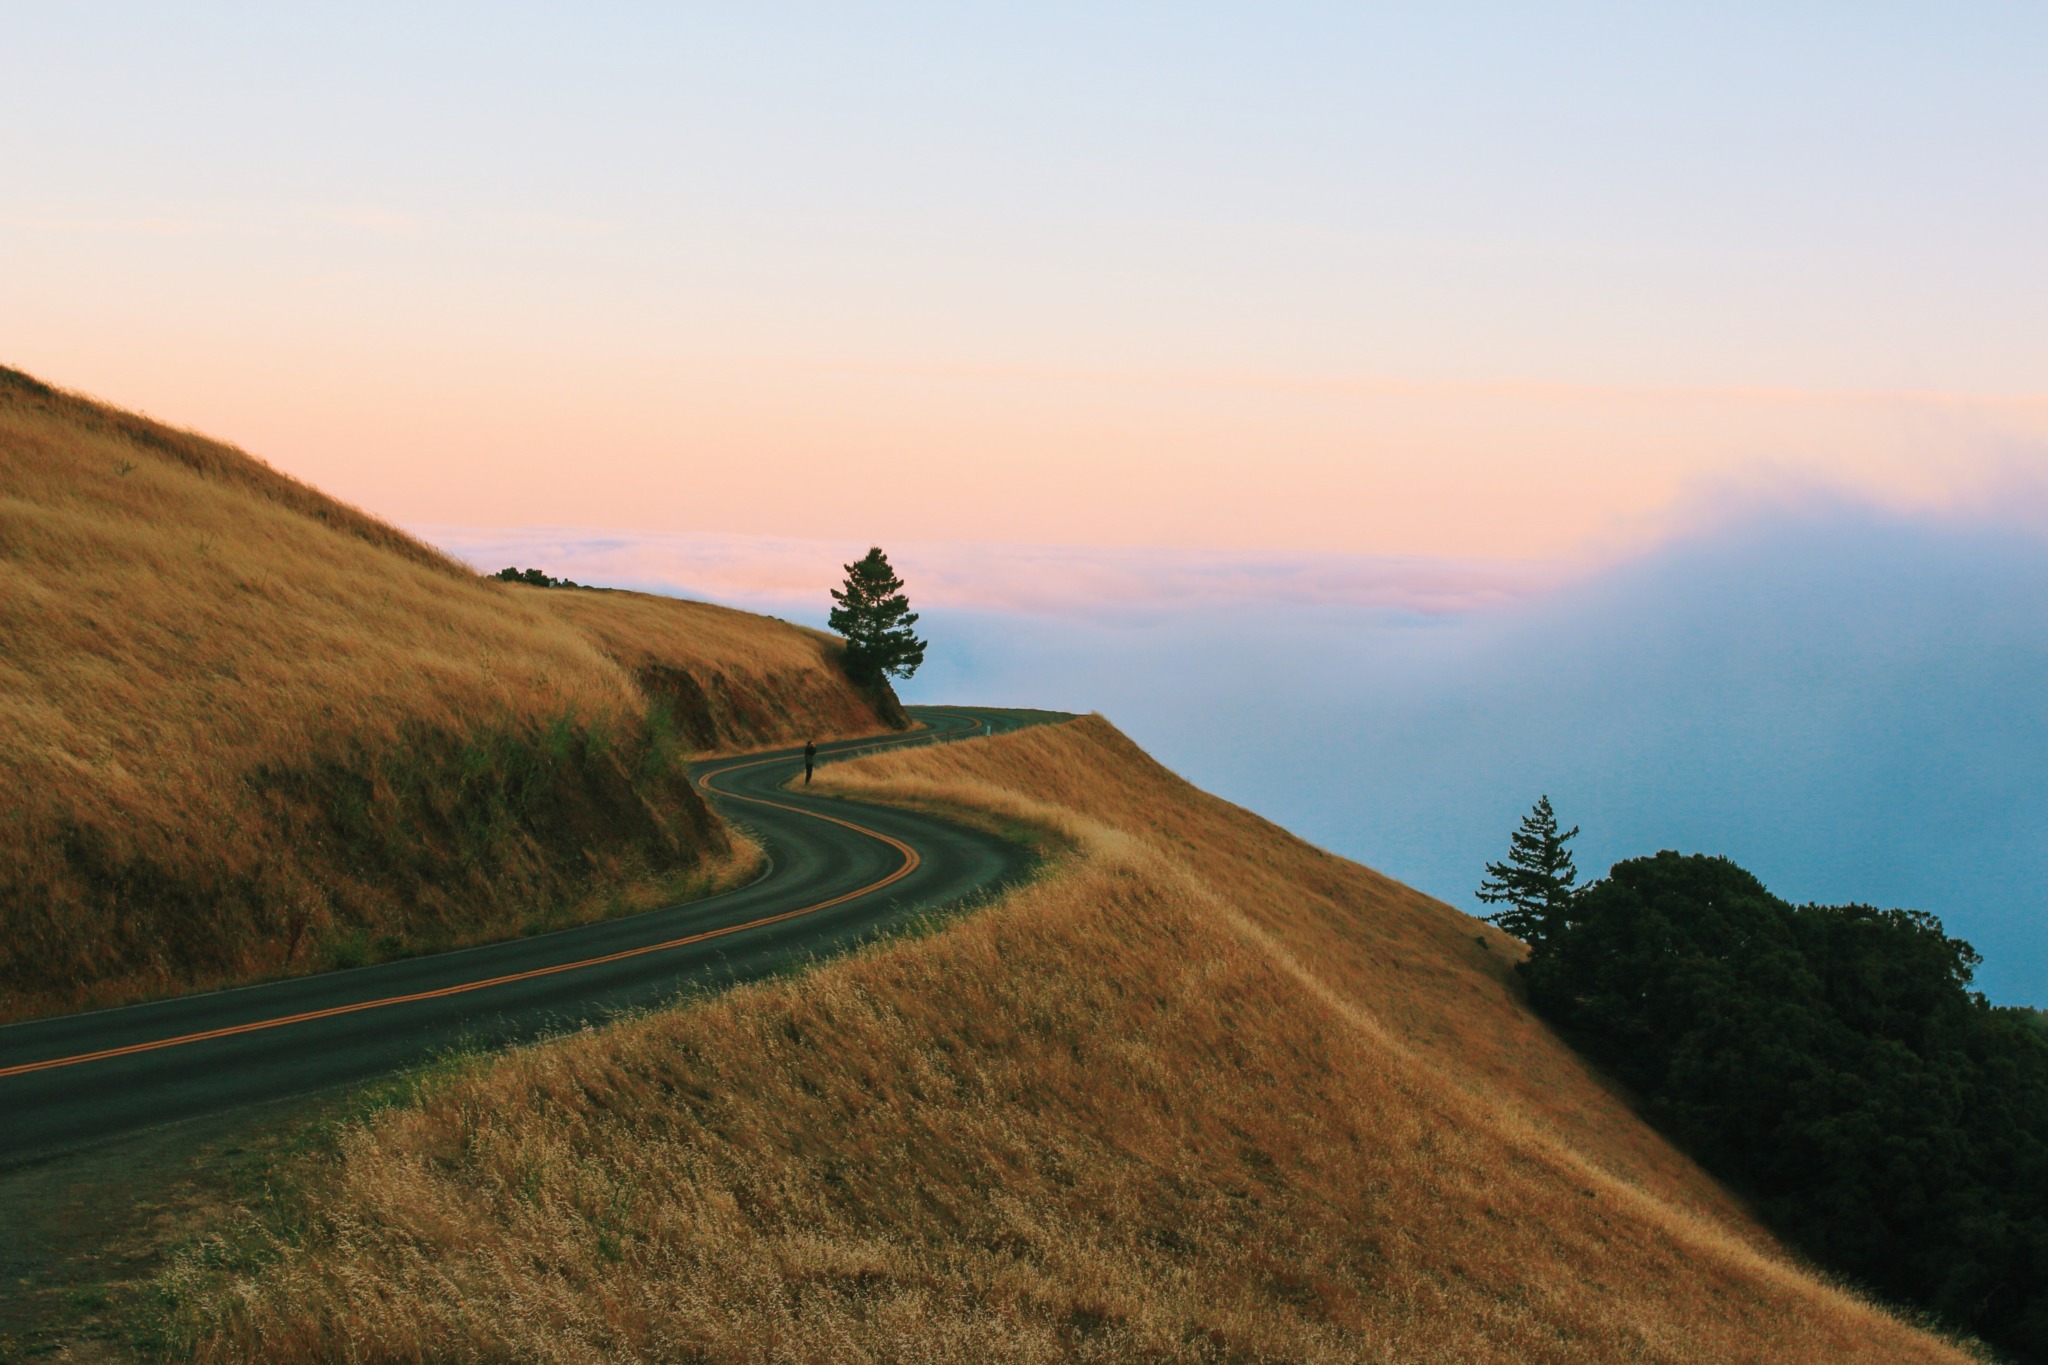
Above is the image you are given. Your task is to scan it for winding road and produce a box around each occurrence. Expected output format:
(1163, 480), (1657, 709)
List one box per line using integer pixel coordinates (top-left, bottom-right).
(0, 706), (1038, 1167)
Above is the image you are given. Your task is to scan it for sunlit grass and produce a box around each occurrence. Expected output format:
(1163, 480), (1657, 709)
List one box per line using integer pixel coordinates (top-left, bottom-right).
(159, 717), (1980, 1362)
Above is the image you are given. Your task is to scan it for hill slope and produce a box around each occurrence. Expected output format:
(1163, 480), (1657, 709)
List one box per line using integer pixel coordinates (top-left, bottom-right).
(163, 718), (1974, 1363)
(0, 366), (898, 1021)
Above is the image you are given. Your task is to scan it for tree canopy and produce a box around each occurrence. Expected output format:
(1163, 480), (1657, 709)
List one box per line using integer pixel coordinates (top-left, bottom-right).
(491, 566), (584, 589)
(1520, 851), (2048, 1361)
(827, 547), (926, 684)
(1475, 795), (1578, 943)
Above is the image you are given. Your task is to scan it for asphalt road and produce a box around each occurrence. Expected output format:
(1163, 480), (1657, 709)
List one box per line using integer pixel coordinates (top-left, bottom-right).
(0, 706), (1037, 1167)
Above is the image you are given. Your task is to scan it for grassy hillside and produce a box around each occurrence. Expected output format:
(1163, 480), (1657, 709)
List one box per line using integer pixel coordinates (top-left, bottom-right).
(0, 366), (899, 1021)
(536, 587), (907, 743)
(159, 718), (1975, 1362)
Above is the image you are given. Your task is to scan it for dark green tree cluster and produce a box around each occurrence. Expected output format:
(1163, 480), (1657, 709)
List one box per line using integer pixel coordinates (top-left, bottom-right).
(828, 547), (926, 685)
(492, 566), (585, 589)
(1506, 844), (2048, 1360)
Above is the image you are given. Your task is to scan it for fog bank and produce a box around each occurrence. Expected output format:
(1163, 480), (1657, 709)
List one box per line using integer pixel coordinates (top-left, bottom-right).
(427, 508), (2048, 1004)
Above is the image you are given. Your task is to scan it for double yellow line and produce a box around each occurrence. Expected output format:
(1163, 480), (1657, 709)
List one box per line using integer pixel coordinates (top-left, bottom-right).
(0, 729), (942, 1082)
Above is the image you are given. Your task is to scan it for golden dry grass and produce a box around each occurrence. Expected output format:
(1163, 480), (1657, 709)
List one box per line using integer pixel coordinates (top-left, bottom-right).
(163, 717), (1978, 1363)
(0, 367), (898, 1020)
(536, 588), (906, 749)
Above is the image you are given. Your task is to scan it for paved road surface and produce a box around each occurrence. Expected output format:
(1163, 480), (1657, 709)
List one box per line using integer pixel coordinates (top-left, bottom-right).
(0, 706), (1036, 1166)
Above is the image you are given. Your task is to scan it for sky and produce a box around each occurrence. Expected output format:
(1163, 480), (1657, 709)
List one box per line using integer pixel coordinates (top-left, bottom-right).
(6, 5), (2047, 557)
(5, 6), (2045, 998)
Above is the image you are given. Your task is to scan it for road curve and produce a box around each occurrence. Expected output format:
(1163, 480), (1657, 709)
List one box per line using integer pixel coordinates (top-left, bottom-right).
(0, 707), (1034, 1166)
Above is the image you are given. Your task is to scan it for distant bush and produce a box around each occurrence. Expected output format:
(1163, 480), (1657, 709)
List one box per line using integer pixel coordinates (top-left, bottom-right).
(492, 566), (587, 589)
(1519, 851), (2048, 1361)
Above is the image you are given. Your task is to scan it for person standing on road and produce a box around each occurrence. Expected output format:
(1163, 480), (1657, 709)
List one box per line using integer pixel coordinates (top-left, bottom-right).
(804, 740), (817, 784)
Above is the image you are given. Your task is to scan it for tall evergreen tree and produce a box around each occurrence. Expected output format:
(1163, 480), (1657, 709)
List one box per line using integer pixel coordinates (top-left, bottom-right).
(1476, 795), (1579, 943)
(828, 547), (927, 684)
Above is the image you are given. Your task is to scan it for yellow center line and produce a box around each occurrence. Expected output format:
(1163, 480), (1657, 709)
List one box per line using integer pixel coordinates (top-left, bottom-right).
(0, 722), (961, 1082)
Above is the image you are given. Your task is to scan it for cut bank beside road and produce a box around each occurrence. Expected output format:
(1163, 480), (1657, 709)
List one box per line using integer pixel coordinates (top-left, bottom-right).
(0, 714), (1036, 1165)
(160, 716), (1975, 1364)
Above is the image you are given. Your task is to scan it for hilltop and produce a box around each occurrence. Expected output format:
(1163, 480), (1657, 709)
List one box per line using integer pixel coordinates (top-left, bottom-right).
(0, 367), (898, 1021)
(162, 717), (1976, 1362)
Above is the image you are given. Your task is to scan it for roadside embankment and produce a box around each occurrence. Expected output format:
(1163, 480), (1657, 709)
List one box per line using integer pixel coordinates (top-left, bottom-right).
(0, 366), (899, 1021)
(158, 716), (1977, 1363)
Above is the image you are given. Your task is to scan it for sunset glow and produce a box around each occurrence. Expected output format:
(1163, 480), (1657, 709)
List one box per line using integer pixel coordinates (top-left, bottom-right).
(6, 7), (2045, 567)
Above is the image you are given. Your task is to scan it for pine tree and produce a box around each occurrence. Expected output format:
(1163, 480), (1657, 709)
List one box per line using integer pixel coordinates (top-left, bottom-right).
(1476, 795), (1579, 944)
(827, 547), (927, 684)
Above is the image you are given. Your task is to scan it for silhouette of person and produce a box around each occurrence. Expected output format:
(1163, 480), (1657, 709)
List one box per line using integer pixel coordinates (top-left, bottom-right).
(804, 740), (817, 785)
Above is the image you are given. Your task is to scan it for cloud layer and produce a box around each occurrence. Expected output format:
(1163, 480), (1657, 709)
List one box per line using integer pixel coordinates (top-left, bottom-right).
(417, 526), (1562, 619)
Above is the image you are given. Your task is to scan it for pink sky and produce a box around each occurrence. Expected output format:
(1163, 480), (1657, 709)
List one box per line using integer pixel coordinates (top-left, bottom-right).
(415, 525), (1567, 619)
(18, 336), (2047, 566)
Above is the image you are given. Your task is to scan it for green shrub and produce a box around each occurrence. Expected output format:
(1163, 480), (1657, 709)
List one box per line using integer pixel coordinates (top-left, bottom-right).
(490, 566), (586, 589)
